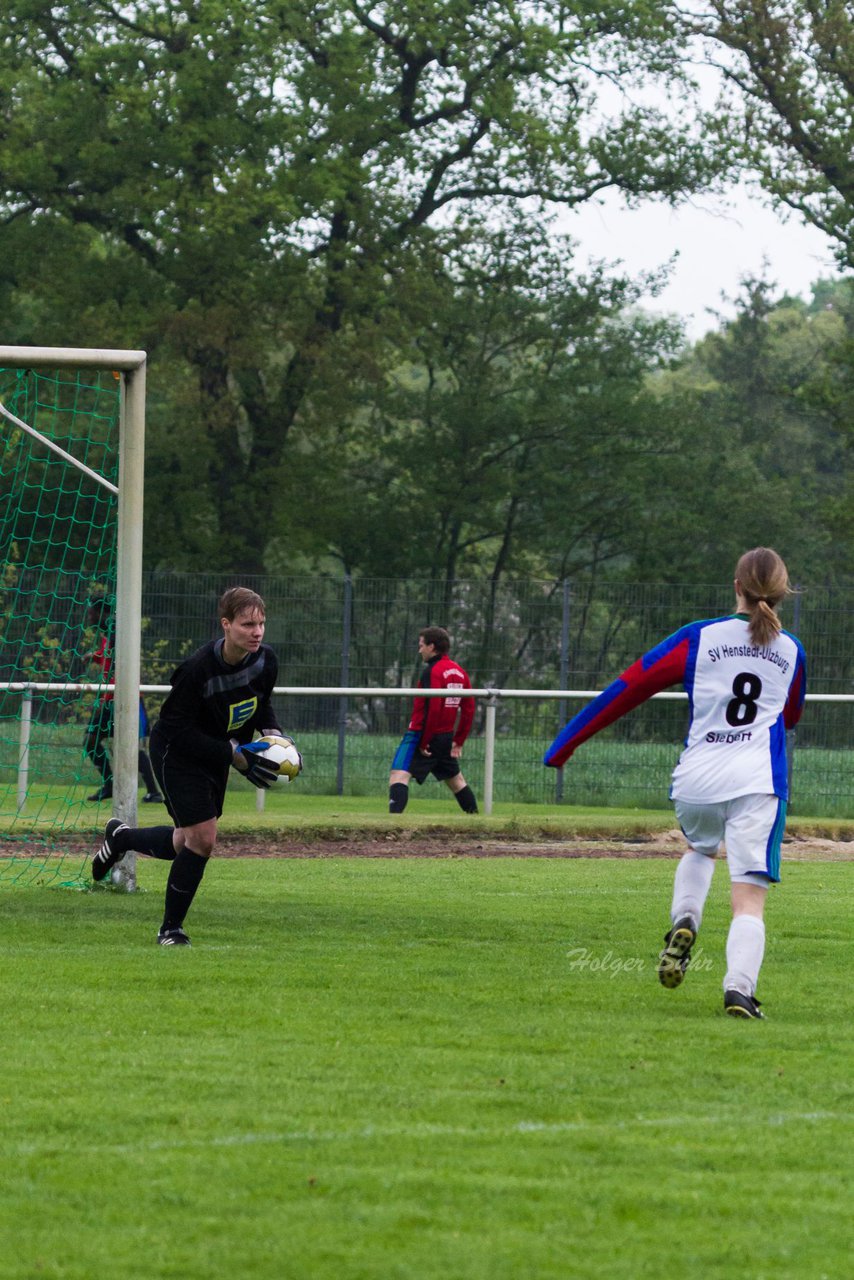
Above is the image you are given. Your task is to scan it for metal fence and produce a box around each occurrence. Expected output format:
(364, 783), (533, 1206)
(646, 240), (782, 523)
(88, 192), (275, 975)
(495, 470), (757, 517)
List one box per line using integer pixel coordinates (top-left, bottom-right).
(135, 573), (852, 816)
(136, 576), (850, 686)
(4, 681), (852, 819)
(5, 568), (851, 700)
(138, 569), (853, 693)
(2, 572), (853, 816)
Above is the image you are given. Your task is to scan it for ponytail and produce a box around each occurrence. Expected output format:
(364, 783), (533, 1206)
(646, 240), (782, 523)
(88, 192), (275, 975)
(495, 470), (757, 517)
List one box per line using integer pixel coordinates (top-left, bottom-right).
(734, 548), (792, 646)
(748, 599), (782, 647)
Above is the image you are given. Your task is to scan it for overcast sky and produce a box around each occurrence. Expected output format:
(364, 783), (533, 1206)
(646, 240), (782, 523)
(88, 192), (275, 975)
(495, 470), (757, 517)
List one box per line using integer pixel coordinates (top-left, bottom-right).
(562, 184), (843, 344)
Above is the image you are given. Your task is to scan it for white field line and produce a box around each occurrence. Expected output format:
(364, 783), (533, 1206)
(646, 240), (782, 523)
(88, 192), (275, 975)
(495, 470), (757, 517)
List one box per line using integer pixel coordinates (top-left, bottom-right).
(4, 1110), (847, 1159)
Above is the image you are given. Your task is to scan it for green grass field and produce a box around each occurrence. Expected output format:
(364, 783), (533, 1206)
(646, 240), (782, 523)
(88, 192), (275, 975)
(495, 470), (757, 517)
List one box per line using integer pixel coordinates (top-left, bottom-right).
(1, 848), (851, 1280)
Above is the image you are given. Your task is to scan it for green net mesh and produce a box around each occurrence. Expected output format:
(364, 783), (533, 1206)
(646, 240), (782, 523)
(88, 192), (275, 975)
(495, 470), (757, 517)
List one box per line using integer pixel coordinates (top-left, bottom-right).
(0, 365), (120, 887)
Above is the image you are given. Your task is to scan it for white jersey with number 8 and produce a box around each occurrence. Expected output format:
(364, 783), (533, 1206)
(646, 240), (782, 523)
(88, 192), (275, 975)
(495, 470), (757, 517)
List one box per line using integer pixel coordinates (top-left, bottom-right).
(544, 613), (806, 804)
(670, 615), (804, 803)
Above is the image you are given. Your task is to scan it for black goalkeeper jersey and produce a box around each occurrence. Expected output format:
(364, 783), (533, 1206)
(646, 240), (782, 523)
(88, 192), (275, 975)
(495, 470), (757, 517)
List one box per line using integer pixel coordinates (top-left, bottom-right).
(152, 639), (282, 770)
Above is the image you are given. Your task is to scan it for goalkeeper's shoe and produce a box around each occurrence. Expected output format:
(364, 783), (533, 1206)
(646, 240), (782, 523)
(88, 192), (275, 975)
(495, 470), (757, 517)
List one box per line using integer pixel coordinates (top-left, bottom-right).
(657, 916), (696, 989)
(724, 989), (764, 1019)
(157, 926), (191, 947)
(92, 818), (129, 883)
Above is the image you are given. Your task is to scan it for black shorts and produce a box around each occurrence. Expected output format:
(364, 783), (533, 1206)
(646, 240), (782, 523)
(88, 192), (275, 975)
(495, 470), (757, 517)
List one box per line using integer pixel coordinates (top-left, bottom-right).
(150, 729), (229, 828)
(406, 732), (460, 785)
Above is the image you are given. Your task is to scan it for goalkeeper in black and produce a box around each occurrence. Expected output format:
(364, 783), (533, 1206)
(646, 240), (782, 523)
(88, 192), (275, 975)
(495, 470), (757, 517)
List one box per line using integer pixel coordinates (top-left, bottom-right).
(91, 586), (298, 945)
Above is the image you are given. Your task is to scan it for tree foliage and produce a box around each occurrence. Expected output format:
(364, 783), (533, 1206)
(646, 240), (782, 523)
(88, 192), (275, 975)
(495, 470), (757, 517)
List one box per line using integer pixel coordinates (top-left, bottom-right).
(3, 3), (851, 598)
(649, 275), (854, 586)
(694, 0), (854, 266)
(314, 223), (684, 586)
(0, 0), (730, 570)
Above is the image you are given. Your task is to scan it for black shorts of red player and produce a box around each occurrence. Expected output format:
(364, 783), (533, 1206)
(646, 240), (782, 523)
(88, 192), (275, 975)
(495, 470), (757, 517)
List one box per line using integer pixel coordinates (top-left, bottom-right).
(406, 732), (461, 785)
(150, 729), (229, 829)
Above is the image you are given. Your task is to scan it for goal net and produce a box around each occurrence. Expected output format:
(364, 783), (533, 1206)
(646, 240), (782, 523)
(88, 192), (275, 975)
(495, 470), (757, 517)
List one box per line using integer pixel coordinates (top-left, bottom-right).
(0, 347), (145, 888)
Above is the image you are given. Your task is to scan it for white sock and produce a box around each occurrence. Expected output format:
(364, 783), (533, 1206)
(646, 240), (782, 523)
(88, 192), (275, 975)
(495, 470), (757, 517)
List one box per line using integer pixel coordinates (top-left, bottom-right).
(671, 850), (715, 930)
(724, 914), (766, 997)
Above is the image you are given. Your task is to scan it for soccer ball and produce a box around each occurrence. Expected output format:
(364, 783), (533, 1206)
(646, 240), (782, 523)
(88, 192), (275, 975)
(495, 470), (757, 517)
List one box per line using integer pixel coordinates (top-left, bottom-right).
(255, 734), (302, 782)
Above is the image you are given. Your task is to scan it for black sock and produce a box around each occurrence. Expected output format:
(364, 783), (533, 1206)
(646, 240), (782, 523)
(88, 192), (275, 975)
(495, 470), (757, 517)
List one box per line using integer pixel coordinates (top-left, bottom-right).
(389, 782), (409, 813)
(454, 785), (478, 814)
(115, 825), (176, 860)
(162, 847), (208, 931)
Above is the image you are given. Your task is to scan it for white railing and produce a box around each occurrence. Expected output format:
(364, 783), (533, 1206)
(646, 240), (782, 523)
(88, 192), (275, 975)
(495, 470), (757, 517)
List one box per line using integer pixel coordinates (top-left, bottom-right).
(3, 682), (849, 816)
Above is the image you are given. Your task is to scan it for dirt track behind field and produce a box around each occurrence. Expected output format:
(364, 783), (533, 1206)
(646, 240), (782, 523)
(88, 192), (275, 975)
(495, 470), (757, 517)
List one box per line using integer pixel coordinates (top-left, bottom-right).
(4, 831), (854, 862)
(212, 829), (854, 862)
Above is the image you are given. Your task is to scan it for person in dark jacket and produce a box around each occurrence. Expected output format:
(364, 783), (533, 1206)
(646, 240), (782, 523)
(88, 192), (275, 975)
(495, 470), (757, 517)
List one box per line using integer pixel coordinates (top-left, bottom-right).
(91, 586), (299, 946)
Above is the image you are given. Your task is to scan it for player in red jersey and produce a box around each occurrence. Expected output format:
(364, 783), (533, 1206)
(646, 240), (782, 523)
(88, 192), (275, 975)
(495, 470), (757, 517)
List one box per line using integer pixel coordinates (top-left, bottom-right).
(388, 627), (478, 815)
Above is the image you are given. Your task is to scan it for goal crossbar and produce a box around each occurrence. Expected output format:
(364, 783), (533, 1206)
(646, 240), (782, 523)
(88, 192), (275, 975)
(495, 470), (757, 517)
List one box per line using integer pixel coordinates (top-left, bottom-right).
(0, 345), (146, 370)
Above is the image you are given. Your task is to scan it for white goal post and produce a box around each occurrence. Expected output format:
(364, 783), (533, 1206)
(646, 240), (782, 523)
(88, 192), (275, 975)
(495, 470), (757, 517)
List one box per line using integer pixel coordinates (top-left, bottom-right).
(0, 344), (146, 885)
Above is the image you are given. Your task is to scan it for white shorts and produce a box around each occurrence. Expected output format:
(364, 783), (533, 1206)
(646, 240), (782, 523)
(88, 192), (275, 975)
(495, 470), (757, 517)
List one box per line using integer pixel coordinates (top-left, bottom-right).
(673, 793), (786, 884)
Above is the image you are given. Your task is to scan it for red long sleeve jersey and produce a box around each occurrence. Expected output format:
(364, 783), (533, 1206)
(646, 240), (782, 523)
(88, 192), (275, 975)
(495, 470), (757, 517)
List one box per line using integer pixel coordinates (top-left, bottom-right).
(90, 632), (114, 703)
(408, 655), (475, 750)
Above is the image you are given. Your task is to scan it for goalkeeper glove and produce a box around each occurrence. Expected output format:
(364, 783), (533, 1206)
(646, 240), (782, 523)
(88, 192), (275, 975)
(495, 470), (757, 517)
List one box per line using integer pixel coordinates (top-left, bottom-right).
(232, 742), (279, 789)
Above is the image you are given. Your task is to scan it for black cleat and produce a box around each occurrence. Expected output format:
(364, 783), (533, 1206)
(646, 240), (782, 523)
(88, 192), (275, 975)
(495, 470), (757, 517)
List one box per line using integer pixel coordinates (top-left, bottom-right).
(657, 916), (696, 989)
(141, 791), (164, 803)
(92, 818), (129, 883)
(724, 989), (765, 1019)
(87, 786), (113, 803)
(157, 927), (191, 947)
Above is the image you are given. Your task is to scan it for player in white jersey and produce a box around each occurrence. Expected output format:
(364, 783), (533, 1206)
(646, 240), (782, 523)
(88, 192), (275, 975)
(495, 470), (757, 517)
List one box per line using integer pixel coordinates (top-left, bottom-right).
(544, 548), (807, 1019)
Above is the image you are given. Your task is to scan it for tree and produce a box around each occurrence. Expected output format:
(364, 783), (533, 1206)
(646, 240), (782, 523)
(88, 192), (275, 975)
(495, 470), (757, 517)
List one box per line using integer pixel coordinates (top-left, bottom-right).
(0, 1), (731, 571)
(318, 223), (685, 590)
(650, 274), (854, 586)
(693, 1), (854, 266)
